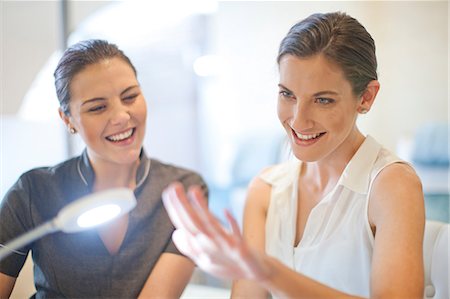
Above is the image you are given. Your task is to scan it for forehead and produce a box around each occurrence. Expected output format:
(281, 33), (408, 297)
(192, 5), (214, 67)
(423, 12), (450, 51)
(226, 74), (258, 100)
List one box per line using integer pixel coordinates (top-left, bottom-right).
(278, 54), (351, 92)
(70, 58), (137, 97)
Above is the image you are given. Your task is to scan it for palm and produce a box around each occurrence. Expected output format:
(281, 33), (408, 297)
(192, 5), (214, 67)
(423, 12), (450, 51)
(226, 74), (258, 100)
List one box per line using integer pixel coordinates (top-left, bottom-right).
(162, 183), (268, 281)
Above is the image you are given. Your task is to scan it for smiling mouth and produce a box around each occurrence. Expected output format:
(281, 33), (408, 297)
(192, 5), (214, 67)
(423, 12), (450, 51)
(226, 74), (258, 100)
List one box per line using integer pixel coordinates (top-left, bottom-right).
(292, 129), (326, 141)
(106, 128), (135, 142)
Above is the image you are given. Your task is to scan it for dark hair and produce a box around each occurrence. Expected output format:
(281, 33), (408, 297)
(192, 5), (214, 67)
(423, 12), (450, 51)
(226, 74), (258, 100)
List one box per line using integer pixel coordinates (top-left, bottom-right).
(54, 39), (137, 115)
(277, 12), (377, 96)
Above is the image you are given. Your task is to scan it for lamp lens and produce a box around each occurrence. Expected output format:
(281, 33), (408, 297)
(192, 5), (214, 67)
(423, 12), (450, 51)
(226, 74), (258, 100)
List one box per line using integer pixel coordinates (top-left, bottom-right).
(77, 204), (121, 228)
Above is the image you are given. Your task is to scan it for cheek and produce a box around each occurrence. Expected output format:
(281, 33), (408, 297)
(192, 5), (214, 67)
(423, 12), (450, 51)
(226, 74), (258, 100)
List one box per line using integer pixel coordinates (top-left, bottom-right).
(277, 101), (292, 123)
(80, 128), (99, 144)
(140, 104), (147, 122)
(76, 117), (103, 144)
(326, 108), (357, 132)
(135, 99), (147, 123)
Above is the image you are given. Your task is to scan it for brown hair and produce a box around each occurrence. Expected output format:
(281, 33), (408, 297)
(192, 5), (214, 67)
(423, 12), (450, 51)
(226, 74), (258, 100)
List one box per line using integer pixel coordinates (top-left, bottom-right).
(54, 39), (137, 115)
(277, 12), (377, 96)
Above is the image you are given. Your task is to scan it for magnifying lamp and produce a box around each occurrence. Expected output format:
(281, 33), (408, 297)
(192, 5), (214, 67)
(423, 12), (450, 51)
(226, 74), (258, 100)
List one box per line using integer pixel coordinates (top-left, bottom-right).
(0, 188), (136, 261)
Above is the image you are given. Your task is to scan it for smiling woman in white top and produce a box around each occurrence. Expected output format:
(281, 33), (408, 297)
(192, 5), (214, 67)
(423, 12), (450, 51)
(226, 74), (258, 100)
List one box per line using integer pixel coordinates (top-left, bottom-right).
(161, 11), (425, 299)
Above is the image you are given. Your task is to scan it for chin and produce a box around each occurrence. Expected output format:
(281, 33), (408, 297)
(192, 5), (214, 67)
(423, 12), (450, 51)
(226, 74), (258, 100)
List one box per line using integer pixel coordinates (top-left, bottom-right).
(292, 152), (320, 162)
(290, 144), (326, 162)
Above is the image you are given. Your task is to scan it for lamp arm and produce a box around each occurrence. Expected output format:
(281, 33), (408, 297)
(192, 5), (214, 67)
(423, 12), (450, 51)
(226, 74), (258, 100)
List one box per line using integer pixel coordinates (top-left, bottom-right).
(0, 220), (58, 261)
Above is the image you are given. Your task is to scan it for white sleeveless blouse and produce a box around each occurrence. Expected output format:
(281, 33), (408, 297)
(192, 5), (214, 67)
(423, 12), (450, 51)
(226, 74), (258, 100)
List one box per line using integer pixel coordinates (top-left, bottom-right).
(262, 136), (405, 297)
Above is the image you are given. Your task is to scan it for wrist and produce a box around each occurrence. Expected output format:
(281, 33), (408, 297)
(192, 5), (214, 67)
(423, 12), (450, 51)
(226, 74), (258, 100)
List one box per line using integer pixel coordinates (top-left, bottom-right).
(254, 253), (276, 286)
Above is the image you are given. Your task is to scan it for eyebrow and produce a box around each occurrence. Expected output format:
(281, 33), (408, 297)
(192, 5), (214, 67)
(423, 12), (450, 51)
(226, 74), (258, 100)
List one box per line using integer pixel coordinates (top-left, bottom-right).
(278, 84), (293, 93)
(120, 85), (140, 96)
(278, 84), (339, 96)
(81, 85), (140, 106)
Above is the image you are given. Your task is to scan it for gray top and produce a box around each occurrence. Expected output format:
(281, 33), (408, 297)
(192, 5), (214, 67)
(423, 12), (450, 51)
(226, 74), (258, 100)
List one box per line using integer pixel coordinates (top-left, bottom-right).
(0, 149), (207, 298)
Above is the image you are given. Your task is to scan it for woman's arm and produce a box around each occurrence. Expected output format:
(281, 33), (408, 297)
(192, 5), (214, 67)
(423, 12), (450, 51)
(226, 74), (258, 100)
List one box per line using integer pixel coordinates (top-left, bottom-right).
(231, 177), (271, 298)
(368, 163), (425, 298)
(0, 272), (16, 299)
(137, 253), (195, 298)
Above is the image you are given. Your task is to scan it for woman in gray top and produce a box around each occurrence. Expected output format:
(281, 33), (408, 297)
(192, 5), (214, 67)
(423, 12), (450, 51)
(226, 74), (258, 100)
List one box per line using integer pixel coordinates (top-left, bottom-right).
(0, 39), (207, 298)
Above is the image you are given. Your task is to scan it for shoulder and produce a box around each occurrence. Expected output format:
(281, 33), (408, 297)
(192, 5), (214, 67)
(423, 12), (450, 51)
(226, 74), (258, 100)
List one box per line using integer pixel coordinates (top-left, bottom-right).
(150, 159), (204, 181)
(244, 165), (279, 217)
(20, 156), (79, 182)
(0, 158), (75, 224)
(148, 159), (207, 194)
(4, 157), (75, 196)
(372, 162), (423, 202)
(369, 162), (424, 226)
(1, 156), (82, 210)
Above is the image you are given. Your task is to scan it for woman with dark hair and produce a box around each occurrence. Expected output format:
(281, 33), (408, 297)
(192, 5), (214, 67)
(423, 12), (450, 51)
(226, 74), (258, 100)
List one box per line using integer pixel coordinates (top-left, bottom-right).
(0, 39), (207, 298)
(162, 12), (425, 298)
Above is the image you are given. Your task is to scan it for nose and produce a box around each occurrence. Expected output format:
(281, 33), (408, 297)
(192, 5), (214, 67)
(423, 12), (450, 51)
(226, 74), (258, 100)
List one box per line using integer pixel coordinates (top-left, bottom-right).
(109, 101), (131, 126)
(291, 101), (314, 131)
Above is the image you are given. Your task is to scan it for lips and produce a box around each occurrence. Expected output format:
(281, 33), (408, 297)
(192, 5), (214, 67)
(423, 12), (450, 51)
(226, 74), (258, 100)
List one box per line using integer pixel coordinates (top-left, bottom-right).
(292, 128), (326, 143)
(106, 128), (135, 142)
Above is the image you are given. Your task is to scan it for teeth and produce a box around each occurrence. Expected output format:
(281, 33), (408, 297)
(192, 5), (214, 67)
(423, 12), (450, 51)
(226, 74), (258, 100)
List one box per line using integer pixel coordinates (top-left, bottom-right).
(294, 131), (322, 140)
(107, 129), (133, 142)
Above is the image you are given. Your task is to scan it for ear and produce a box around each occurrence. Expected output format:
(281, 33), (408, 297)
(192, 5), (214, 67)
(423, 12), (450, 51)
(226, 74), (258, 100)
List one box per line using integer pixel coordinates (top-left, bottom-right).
(58, 108), (71, 127)
(358, 80), (380, 114)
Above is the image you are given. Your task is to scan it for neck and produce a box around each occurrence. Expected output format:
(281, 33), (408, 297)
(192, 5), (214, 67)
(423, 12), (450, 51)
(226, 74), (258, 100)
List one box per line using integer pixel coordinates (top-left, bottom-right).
(89, 157), (140, 191)
(301, 129), (365, 193)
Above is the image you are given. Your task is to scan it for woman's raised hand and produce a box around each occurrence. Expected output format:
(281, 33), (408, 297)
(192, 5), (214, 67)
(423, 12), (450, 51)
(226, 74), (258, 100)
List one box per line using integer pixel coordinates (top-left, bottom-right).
(162, 182), (270, 281)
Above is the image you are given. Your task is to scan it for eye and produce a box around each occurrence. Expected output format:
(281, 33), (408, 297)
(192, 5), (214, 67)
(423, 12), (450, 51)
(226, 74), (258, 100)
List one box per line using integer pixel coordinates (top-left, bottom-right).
(279, 90), (295, 101)
(123, 94), (139, 102)
(88, 105), (106, 112)
(315, 97), (335, 105)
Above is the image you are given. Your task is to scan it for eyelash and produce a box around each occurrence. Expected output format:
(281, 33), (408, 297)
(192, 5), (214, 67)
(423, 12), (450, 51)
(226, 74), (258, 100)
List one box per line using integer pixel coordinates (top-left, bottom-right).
(123, 94), (138, 102)
(88, 105), (106, 112)
(87, 95), (139, 113)
(315, 97), (335, 105)
(279, 90), (336, 106)
(279, 90), (295, 100)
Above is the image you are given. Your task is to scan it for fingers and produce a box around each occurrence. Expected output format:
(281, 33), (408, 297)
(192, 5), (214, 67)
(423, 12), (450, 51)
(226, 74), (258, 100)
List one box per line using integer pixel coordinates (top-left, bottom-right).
(187, 187), (231, 240)
(162, 182), (206, 235)
(172, 229), (193, 256)
(162, 185), (185, 229)
(163, 181), (255, 280)
(225, 209), (242, 240)
(186, 186), (244, 252)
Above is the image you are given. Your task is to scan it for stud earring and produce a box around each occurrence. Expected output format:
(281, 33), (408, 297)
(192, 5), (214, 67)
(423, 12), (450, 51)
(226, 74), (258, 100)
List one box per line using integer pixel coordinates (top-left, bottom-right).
(359, 108), (368, 114)
(68, 126), (77, 134)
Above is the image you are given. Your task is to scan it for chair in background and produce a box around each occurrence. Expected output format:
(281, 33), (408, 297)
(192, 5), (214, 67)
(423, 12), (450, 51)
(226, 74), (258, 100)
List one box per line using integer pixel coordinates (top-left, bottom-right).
(423, 221), (449, 299)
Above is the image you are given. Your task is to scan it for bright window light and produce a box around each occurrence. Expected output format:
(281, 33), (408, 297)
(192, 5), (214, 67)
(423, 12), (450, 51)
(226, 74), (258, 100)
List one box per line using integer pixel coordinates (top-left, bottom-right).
(77, 204), (121, 228)
(193, 55), (223, 77)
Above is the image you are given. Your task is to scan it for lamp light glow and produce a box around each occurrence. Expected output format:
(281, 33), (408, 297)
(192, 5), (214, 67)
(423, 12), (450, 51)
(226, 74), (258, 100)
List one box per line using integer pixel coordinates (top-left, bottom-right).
(77, 204), (121, 228)
(0, 188), (136, 261)
(54, 188), (136, 233)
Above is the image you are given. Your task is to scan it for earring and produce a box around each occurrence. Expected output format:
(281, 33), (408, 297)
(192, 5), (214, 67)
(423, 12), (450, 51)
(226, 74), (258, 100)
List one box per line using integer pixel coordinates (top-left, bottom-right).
(68, 126), (76, 134)
(359, 108), (368, 114)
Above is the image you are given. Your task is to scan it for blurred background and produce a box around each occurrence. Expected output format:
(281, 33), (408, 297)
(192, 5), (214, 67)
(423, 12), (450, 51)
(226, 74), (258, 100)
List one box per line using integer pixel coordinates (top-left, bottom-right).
(1, 0), (448, 226)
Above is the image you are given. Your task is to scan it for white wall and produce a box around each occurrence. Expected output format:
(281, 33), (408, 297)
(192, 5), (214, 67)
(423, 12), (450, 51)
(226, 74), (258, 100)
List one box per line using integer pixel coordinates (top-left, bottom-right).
(1, 0), (110, 115)
(0, 1), (112, 198)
